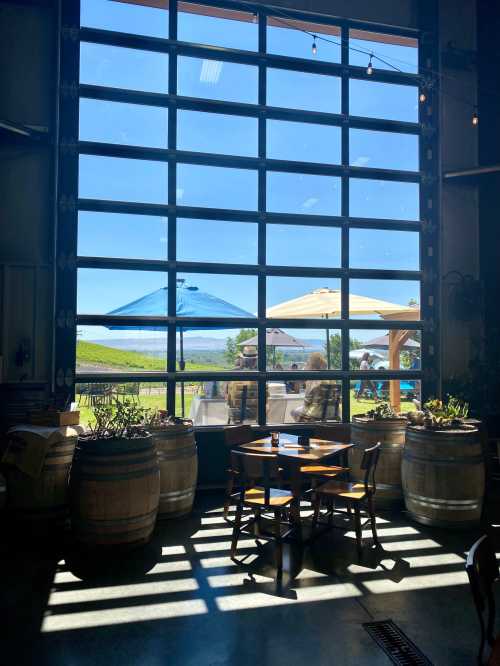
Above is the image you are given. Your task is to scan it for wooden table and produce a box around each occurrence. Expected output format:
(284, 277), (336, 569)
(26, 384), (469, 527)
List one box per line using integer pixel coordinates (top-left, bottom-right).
(241, 434), (353, 539)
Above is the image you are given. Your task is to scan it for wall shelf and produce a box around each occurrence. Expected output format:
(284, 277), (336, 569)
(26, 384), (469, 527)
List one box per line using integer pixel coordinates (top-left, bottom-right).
(0, 118), (50, 146)
(443, 165), (500, 181)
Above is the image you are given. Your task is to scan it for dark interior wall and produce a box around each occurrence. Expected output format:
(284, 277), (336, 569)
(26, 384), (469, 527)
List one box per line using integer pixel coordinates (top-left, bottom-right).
(477, 2), (500, 334)
(0, 0), (56, 383)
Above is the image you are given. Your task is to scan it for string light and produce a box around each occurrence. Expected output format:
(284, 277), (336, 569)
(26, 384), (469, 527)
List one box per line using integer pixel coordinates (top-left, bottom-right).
(366, 53), (373, 75)
(252, 12), (257, 24)
(419, 91), (427, 103)
(311, 36), (317, 56)
(472, 107), (479, 126)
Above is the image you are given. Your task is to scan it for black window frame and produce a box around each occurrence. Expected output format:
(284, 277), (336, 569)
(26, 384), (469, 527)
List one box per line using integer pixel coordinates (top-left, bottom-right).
(54, 0), (440, 427)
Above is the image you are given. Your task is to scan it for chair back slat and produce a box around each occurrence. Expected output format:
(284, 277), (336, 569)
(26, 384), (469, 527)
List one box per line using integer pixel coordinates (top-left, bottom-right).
(466, 534), (499, 664)
(232, 450), (279, 504)
(361, 442), (381, 495)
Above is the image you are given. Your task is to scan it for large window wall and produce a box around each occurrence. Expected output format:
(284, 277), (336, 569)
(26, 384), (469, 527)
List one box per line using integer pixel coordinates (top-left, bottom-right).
(55, 0), (440, 427)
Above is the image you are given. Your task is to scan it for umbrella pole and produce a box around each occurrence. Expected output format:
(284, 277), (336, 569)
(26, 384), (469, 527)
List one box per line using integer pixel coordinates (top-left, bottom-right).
(325, 315), (331, 369)
(180, 328), (185, 417)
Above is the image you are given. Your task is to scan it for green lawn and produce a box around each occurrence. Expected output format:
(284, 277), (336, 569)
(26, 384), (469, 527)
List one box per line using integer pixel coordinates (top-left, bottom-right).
(76, 340), (225, 372)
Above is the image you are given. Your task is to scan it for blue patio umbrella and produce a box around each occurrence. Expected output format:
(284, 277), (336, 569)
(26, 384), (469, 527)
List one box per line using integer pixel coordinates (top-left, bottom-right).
(107, 279), (255, 415)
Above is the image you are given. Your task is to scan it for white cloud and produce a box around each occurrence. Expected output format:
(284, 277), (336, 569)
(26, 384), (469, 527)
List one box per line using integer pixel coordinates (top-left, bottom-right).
(302, 197), (319, 209)
(353, 156), (370, 167)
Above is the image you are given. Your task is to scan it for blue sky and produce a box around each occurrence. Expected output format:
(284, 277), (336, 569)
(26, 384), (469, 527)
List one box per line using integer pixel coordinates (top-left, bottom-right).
(77, 1), (420, 344)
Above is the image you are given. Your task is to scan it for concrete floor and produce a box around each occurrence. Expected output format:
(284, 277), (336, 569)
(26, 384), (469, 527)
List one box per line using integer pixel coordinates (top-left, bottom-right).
(0, 493), (494, 666)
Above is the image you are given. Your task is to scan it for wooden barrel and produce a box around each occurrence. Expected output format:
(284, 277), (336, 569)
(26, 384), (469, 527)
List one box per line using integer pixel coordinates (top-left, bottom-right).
(70, 435), (160, 546)
(402, 425), (484, 528)
(6, 435), (77, 523)
(350, 416), (407, 505)
(151, 422), (198, 519)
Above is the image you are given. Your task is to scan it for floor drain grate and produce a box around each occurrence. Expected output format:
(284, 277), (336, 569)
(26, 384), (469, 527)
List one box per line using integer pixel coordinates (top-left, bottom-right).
(363, 619), (433, 665)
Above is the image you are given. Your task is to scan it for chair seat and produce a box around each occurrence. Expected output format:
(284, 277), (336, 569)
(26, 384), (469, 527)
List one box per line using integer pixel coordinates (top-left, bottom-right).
(244, 486), (294, 507)
(316, 480), (372, 501)
(300, 465), (348, 478)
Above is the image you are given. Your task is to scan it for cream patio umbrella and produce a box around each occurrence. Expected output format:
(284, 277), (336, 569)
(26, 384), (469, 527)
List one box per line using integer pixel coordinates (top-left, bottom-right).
(266, 287), (415, 369)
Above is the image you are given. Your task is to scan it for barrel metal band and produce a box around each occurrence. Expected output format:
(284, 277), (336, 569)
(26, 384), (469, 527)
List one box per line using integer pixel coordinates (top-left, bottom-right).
(77, 453), (157, 467)
(403, 452), (484, 465)
(75, 508), (158, 526)
(160, 487), (195, 501)
(76, 466), (159, 481)
(405, 491), (481, 511)
(158, 448), (196, 462)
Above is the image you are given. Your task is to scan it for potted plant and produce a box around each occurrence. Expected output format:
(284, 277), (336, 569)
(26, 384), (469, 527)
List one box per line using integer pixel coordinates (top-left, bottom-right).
(145, 411), (197, 519)
(351, 402), (408, 505)
(402, 396), (484, 528)
(70, 399), (160, 547)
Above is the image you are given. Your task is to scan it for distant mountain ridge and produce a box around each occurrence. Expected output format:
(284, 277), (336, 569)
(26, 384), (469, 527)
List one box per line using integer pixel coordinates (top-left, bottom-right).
(88, 336), (325, 353)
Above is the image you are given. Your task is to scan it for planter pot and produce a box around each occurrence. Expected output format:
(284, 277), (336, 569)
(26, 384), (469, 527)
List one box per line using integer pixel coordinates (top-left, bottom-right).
(70, 434), (160, 546)
(350, 415), (407, 505)
(150, 421), (198, 519)
(402, 424), (484, 528)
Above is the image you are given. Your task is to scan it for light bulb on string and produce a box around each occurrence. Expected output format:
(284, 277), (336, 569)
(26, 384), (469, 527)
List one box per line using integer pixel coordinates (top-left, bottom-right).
(252, 12), (257, 24)
(312, 36), (317, 56)
(472, 107), (479, 126)
(366, 54), (373, 75)
(419, 91), (427, 103)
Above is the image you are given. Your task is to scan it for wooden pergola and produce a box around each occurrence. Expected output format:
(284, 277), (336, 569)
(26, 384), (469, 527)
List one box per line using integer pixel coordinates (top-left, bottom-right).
(381, 306), (421, 411)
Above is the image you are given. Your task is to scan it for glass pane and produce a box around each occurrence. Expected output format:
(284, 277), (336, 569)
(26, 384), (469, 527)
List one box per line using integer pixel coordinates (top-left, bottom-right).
(349, 228), (420, 271)
(178, 3), (258, 51)
(178, 381), (258, 425)
(267, 172), (341, 216)
(349, 129), (419, 172)
(80, 43), (169, 93)
(81, 0), (169, 38)
(267, 277), (341, 319)
(349, 329), (421, 371)
(350, 79), (418, 123)
(77, 326), (167, 374)
(265, 328), (341, 371)
(177, 164), (257, 210)
(177, 110), (258, 157)
(348, 278), (420, 320)
(350, 380), (421, 417)
(267, 69), (341, 114)
(349, 178), (419, 221)
(176, 327), (258, 371)
(79, 99), (168, 149)
(78, 212), (168, 260)
(267, 120), (341, 164)
(76, 382), (167, 429)
(77, 269), (167, 315)
(79, 155), (168, 204)
(177, 56), (258, 104)
(177, 219), (257, 264)
(267, 16), (341, 62)
(267, 224), (341, 267)
(267, 380), (341, 424)
(176, 273), (257, 318)
(349, 29), (418, 74)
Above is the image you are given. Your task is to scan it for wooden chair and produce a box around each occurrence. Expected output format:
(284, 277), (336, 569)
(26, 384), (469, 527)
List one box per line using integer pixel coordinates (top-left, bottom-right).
(466, 534), (500, 665)
(223, 425), (255, 521)
(300, 423), (351, 481)
(230, 450), (294, 581)
(311, 443), (381, 556)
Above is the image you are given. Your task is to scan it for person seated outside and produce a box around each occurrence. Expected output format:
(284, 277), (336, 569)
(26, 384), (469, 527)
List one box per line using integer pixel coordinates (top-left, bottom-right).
(355, 352), (379, 401)
(291, 352), (341, 422)
(226, 346), (258, 424)
(286, 362), (302, 394)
